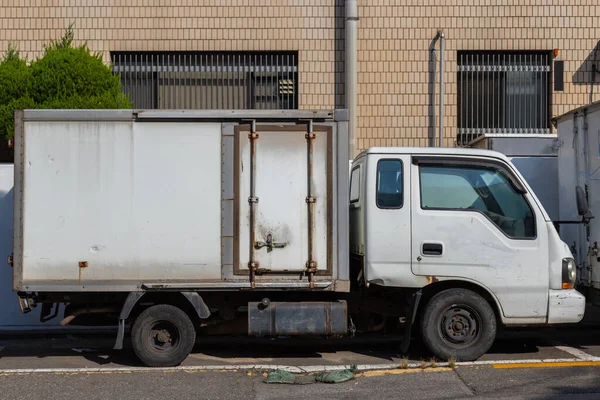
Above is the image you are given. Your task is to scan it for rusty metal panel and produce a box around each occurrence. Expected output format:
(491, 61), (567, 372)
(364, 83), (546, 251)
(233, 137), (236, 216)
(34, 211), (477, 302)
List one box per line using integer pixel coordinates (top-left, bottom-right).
(248, 301), (347, 336)
(236, 125), (332, 275)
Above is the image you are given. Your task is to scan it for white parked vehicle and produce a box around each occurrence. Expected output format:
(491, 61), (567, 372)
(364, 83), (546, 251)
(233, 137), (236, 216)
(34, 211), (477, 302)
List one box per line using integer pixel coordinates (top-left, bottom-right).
(556, 100), (600, 306)
(8, 109), (585, 367)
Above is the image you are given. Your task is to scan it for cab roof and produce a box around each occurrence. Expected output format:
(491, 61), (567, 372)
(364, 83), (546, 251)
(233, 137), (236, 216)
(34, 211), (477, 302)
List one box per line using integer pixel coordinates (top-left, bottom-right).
(356, 147), (510, 161)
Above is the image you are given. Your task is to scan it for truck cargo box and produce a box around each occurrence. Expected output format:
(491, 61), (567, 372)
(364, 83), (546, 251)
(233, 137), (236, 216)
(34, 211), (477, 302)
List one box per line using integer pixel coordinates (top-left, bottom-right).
(12, 109), (349, 292)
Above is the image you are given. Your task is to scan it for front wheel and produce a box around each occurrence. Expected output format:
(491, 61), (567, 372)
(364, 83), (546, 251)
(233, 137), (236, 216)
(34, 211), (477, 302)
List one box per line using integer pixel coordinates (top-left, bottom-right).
(420, 288), (496, 361)
(131, 304), (196, 367)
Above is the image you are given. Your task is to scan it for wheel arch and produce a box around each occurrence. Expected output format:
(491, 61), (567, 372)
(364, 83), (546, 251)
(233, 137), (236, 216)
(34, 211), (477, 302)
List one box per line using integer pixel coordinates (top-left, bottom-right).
(113, 291), (210, 351)
(123, 291), (211, 323)
(417, 279), (505, 326)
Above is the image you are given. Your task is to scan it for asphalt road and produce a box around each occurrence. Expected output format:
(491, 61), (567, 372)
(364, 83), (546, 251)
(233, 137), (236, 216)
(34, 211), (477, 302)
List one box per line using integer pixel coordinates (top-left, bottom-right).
(0, 325), (599, 399)
(0, 362), (598, 400)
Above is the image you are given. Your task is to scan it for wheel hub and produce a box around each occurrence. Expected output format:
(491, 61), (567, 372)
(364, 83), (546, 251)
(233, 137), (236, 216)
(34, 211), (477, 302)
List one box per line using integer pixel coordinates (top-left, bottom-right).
(441, 306), (479, 346)
(154, 329), (172, 344)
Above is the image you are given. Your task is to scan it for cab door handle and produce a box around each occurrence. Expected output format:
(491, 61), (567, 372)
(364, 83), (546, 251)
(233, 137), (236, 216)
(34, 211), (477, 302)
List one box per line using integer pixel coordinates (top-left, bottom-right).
(422, 243), (443, 256)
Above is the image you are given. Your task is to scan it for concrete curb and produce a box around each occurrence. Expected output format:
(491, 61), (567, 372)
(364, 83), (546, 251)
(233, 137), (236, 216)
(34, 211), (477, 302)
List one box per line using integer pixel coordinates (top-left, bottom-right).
(0, 358), (599, 376)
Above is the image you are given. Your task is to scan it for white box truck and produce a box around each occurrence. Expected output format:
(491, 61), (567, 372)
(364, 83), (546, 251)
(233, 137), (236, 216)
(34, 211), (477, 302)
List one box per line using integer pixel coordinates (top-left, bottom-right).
(556, 100), (600, 306)
(8, 109), (585, 367)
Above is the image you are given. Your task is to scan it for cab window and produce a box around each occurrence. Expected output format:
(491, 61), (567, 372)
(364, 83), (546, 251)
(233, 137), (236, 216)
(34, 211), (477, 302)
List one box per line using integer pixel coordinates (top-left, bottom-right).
(420, 165), (535, 239)
(350, 166), (360, 203)
(376, 159), (403, 209)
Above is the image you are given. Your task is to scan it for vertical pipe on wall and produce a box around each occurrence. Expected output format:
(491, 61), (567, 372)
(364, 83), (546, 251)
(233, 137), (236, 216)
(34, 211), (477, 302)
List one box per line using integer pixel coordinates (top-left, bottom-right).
(345, 0), (358, 159)
(431, 48), (437, 146)
(438, 31), (445, 147)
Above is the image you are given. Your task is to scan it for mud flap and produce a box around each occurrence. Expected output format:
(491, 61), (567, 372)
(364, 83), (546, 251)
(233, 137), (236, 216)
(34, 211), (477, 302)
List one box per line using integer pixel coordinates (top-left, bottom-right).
(113, 292), (145, 350)
(400, 290), (422, 354)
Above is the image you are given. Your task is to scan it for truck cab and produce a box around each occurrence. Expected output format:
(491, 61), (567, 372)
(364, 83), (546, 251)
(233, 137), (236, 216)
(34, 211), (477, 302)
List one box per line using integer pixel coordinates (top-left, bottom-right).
(350, 147), (585, 360)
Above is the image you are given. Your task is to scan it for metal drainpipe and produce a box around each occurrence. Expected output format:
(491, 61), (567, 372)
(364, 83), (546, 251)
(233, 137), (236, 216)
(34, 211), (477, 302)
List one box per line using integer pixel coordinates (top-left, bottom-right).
(583, 108), (589, 178)
(431, 48), (437, 147)
(346, 0), (358, 159)
(438, 31), (445, 147)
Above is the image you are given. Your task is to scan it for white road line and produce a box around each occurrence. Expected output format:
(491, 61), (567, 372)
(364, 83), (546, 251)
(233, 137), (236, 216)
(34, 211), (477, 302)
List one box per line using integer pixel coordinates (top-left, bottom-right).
(0, 358), (597, 375)
(549, 340), (600, 361)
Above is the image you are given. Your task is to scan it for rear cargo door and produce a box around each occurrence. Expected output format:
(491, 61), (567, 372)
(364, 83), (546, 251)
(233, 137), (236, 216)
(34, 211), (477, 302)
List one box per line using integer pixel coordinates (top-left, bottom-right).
(236, 123), (331, 275)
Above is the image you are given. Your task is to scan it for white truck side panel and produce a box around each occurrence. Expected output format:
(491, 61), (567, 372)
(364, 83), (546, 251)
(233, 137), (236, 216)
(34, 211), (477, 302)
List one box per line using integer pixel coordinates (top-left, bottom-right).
(586, 109), (600, 289)
(238, 129), (329, 272)
(576, 108), (600, 290)
(19, 121), (222, 288)
(2, 164), (63, 328)
(557, 103), (600, 289)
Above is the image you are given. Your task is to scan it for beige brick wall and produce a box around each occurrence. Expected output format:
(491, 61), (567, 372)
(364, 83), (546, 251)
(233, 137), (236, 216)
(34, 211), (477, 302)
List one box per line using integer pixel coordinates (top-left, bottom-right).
(0, 0), (344, 111)
(357, 0), (600, 149)
(1, 1), (599, 150)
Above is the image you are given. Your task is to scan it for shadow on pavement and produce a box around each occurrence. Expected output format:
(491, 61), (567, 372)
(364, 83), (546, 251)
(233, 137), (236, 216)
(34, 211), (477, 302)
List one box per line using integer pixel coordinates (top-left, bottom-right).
(0, 325), (600, 368)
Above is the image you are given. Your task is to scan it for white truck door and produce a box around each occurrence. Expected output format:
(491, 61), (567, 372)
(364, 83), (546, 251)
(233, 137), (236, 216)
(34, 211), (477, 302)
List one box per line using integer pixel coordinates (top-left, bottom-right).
(410, 156), (549, 320)
(363, 155), (412, 286)
(237, 124), (331, 275)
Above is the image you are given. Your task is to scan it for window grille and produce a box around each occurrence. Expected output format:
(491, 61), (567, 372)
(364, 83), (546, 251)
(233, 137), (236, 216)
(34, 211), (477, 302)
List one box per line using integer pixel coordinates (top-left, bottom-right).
(457, 51), (552, 145)
(111, 51), (298, 110)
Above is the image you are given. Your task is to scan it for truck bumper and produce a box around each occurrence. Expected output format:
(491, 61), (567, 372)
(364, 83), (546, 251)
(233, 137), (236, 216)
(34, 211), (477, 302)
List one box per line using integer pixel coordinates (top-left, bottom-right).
(547, 289), (586, 324)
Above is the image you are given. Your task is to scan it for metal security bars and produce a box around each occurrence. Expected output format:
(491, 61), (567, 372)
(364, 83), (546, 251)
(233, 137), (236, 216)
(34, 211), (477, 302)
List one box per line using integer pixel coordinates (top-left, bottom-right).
(111, 52), (298, 110)
(457, 51), (552, 145)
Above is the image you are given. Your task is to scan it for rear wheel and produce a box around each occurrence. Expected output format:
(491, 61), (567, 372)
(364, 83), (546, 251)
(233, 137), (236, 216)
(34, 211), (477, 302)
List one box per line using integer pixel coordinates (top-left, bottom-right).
(131, 304), (196, 367)
(420, 288), (496, 361)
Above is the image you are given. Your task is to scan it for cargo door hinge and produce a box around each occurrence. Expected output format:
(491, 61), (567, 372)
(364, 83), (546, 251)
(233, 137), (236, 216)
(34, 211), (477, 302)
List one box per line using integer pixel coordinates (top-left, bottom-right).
(305, 261), (318, 273)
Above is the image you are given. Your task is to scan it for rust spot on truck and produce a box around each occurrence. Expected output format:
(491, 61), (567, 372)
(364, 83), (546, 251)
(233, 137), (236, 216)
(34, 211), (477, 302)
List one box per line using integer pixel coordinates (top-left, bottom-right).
(78, 261), (88, 287)
(151, 284), (168, 289)
(426, 276), (439, 284)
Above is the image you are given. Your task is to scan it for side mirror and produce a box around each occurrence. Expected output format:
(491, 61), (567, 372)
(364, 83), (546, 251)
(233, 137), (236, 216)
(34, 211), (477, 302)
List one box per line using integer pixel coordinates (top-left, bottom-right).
(576, 186), (593, 224)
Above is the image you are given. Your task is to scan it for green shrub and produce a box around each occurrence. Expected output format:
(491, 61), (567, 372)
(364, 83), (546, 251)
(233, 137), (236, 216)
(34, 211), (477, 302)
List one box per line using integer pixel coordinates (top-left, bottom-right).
(0, 25), (132, 140)
(0, 96), (35, 139)
(0, 45), (32, 106)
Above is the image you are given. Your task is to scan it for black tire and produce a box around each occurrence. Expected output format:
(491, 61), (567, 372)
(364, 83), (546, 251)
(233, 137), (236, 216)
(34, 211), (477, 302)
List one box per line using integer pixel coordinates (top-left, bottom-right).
(131, 304), (196, 367)
(420, 288), (496, 362)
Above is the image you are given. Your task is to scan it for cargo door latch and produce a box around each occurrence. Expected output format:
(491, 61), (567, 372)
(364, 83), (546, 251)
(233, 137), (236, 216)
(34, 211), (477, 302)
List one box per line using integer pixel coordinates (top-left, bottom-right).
(254, 234), (287, 253)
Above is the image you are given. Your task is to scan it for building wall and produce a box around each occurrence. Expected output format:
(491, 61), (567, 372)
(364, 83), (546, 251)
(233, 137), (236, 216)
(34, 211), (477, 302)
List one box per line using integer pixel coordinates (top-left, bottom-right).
(357, 0), (600, 149)
(1, 0), (599, 153)
(0, 0), (345, 112)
